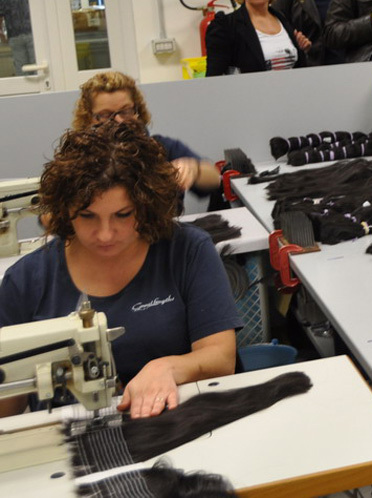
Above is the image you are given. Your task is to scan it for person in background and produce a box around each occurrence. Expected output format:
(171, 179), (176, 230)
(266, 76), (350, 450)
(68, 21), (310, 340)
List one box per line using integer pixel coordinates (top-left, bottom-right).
(0, 120), (241, 419)
(0, 0), (35, 76)
(271, 0), (345, 65)
(205, 0), (311, 76)
(324, 0), (372, 63)
(72, 71), (220, 209)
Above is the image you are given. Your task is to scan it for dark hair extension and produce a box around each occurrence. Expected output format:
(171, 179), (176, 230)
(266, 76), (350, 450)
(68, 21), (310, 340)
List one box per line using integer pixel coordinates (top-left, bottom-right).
(247, 166), (282, 185)
(287, 139), (372, 166)
(314, 213), (367, 245)
(76, 460), (238, 497)
(221, 252), (250, 301)
(223, 148), (256, 174)
(266, 159), (372, 202)
(145, 461), (238, 498)
(269, 163), (372, 244)
(270, 131), (368, 160)
(186, 215), (248, 299)
(64, 371), (312, 469)
(187, 214), (242, 244)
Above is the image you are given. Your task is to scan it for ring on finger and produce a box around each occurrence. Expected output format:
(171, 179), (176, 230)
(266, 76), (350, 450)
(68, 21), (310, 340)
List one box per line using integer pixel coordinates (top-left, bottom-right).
(155, 397), (164, 402)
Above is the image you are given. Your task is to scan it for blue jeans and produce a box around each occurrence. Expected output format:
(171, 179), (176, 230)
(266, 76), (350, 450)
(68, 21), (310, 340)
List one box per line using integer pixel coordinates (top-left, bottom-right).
(8, 32), (35, 75)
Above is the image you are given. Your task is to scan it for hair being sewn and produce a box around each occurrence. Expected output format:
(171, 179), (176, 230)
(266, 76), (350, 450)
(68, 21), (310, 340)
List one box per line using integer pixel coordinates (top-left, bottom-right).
(72, 71), (151, 131)
(40, 120), (179, 243)
(64, 371), (312, 469)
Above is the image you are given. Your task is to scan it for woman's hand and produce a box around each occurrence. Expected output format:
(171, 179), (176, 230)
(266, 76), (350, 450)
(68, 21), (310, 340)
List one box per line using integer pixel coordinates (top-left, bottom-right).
(172, 157), (200, 191)
(117, 358), (179, 418)
(294, 30), (312, 53)
(117, 330), (236, 419)
(172, 157), (220, 192)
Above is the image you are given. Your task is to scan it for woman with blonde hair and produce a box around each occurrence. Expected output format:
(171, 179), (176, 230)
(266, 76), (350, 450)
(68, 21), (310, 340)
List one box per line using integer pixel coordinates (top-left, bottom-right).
(72, 71), (220, 206)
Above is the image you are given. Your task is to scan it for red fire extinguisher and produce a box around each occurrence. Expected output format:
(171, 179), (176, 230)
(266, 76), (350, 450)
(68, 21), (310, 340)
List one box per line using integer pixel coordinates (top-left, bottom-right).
(179, 1), (236, 57)
(200, 3), (218, 56)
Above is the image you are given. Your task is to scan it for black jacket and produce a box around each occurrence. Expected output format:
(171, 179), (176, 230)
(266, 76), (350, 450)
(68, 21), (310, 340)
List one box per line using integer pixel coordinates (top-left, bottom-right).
(205, 4), (307, 76)
(272, 0), (323, 65)
(324, 0), (372, 62)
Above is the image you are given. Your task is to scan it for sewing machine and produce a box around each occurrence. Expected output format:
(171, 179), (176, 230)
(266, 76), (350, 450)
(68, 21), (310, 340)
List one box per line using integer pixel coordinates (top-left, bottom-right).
(0, 178), (42, 258)
(3, 356), (372, 497)
(0, 300), (124, 413)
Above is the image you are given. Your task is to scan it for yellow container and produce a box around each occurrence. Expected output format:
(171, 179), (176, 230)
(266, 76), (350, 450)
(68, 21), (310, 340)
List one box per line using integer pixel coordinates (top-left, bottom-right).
(181, 56), (206, 80)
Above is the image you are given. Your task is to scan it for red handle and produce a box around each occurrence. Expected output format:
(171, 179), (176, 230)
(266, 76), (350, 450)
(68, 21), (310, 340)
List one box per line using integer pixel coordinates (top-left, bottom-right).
(278, 244), (303, 288)
(268, 230), (283, 271)
(222, 169), (240, 201)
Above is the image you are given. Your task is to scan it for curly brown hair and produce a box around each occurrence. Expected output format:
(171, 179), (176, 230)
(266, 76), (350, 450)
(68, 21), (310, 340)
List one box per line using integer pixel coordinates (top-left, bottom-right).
(40, 121), (179, 243)
(72, 71), (151, 131)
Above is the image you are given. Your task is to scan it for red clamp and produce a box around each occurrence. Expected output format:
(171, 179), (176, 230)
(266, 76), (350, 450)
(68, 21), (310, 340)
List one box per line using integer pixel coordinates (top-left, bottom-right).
(215, 160), (226, 173)
(269, 230), (304, 288)
(222, 169), (240, 202)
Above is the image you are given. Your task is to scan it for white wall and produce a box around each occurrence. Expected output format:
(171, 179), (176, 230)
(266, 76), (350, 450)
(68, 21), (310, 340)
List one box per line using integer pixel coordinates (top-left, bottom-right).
(131, 0), (234, 84)
(2, 61), (372, 222)
(2, 62), (372, 171)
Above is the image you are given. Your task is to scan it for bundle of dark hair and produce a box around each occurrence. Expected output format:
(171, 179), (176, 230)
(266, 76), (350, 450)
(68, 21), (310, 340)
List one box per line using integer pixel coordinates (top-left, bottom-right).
(186, 214), (250, 300)
(207, 148), (256, 212)
(270, 131), (368, 160)
(64, 372), (312, 497)
(223, 148), (257, 175)
(287, 137), (372, 166)
(76, 460), (238, 498)
(188, 214), (242, 245)
(267, 159), (372, 244)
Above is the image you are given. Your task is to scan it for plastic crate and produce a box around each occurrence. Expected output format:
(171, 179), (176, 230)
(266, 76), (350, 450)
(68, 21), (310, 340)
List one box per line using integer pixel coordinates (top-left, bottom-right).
(234, 252), (269, 347)
(238, 339), (298, 372)
(181, 57), (206, 79)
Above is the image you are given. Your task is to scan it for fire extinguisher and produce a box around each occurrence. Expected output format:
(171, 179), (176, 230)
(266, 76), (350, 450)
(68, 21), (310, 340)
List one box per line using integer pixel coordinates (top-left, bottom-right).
(199, 3), (217, 56)
(179, 1), (237, 57)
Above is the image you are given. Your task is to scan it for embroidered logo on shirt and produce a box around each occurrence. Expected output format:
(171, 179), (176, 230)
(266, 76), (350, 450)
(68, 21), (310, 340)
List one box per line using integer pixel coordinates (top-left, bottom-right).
(132, 295), (175, 312)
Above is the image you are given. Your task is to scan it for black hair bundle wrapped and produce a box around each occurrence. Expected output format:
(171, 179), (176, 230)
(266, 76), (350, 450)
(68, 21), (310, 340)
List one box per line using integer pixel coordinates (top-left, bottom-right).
(270, 131), (368, 160)
(64, 372), (312, 484)
(287, 138), (372, 166)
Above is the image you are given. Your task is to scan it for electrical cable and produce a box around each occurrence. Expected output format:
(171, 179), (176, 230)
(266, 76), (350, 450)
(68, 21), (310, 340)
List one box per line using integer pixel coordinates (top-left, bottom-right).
(178, 0), (202, 10)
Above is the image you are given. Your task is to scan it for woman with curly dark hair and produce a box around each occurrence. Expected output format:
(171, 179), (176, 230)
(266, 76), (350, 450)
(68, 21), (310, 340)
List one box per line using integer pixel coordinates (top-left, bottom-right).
(72, 71), (220, 202)
(0, 120), (241, 419)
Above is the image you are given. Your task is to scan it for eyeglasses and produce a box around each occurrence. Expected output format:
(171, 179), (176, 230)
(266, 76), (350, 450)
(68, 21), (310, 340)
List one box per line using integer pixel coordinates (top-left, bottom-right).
(93, 107), (138, 123)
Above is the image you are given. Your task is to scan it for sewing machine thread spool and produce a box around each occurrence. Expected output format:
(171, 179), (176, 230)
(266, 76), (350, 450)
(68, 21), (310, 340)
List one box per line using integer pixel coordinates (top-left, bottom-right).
(79, 299), (95, 328)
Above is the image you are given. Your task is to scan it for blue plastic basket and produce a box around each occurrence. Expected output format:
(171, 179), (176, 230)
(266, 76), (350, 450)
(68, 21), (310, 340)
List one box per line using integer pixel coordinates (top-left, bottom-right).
(238, 339), (298, 372)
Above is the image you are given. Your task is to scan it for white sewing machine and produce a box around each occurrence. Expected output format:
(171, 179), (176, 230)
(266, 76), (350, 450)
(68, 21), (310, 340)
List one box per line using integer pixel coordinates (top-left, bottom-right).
(0, 300), (124, 414)
(0, 178), (42, 258)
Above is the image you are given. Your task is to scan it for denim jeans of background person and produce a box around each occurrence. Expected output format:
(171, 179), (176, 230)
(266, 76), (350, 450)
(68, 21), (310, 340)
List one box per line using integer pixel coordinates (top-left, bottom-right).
(0, 0), (35, 76)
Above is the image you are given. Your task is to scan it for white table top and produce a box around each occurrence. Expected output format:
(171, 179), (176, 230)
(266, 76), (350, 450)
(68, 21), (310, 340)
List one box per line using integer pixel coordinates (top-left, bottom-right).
(231, 162), (372, 379)
(180, 207), (269, 254)
(2, 356), (372, 498)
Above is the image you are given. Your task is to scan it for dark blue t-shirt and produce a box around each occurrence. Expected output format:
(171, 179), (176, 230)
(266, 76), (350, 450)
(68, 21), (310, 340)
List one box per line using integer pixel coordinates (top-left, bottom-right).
(0, 224), (242, 385)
